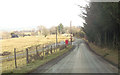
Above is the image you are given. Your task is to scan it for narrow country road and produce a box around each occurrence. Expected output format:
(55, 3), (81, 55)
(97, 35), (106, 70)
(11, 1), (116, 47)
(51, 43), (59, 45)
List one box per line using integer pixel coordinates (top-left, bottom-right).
(32, 39), (118, 73)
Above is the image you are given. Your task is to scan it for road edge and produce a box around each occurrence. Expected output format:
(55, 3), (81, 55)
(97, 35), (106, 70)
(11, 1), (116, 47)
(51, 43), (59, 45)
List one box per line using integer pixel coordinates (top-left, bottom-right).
(27, 45), (76, 74)
(84, 41), (119, 70)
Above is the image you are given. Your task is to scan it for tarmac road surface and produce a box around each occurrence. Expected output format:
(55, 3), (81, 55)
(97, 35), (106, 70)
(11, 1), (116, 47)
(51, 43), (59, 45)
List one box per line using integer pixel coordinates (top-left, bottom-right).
(32, 39), (118, 73)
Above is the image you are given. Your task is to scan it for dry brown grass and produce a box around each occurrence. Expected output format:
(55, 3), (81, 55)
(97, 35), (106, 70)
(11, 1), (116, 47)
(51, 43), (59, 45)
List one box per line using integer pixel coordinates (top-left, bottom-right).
(1, 35), (71, 73)
(89, 43), (118, 65)
(1, 35), (70, 54)
(2, 45), (73, 73)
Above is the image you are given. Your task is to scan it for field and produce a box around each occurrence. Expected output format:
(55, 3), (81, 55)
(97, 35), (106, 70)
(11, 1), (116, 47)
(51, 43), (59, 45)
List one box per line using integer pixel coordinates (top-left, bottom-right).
(2, 45), (73, 74)
(0, 34), (71, 73)
(1, 35), (70, 55)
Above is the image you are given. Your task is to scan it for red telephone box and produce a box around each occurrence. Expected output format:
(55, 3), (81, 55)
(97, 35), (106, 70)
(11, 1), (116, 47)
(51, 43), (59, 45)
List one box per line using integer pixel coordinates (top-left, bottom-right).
(65, 40), (68, 45)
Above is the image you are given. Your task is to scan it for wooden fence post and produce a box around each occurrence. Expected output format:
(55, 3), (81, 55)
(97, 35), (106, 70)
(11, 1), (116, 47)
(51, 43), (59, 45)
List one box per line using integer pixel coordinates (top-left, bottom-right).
(54, 44), (55, 52)
(51, 46), (52, 54)
(43, 47), (45, 57)
(36, 46), (39, 56)
(56, 44), (57, 52)
(49, 46), (50, 54)
(26, 48), (29, 64)
(56, 45), (58, 52)
(14, 48), (17, 68)
(42, 45), (44, 59)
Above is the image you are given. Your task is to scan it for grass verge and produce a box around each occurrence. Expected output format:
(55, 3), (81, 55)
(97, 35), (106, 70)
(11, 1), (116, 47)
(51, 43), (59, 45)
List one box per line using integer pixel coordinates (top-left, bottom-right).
(2, 45), (73, 75)
(88, 42), (119, 68)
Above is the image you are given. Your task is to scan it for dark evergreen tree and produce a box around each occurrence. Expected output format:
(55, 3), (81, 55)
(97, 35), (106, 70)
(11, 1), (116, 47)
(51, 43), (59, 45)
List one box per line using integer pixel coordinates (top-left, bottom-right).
(80, 2), (120, 50)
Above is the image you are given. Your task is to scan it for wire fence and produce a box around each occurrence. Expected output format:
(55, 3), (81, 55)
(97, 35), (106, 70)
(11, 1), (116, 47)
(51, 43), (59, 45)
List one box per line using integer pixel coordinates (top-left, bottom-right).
(1, 42), (68, 72)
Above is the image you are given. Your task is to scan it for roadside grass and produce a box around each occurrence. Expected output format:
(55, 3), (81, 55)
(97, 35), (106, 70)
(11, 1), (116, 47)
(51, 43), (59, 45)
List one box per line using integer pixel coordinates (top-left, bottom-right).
(2, 45), (73, 74)
(2, 48), (59, 72)
(88, 43), (118, 66)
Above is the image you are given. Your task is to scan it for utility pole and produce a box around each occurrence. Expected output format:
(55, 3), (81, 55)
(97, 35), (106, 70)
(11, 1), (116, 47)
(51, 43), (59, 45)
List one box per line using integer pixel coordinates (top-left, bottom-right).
(70, 21), (72, 34)
(70, 21), (72, 45)
(56, 27), (58, 47)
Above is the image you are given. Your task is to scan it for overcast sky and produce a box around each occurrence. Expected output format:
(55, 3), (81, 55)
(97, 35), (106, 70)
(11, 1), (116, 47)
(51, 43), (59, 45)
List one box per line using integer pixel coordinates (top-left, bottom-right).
(0, 0), (88, 31)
